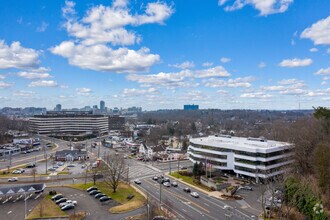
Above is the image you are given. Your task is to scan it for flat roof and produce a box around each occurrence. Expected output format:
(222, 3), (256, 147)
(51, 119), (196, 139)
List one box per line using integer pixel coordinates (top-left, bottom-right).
(190, 135), (292, 153)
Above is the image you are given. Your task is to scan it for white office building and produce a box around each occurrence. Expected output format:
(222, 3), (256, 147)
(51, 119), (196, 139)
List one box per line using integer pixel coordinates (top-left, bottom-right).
(188, 135), (294, 182)
(29, 111), (108, 135)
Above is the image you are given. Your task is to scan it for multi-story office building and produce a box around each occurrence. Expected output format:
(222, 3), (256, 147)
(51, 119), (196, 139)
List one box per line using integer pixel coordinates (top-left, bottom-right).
(184, 104), (199, 110)
(188, 135), (294, 182)
(108, 115), (125, 130)
(100, 101), (105, 112)
(54, 104), (62, 111)
(29, 111), (108, 135)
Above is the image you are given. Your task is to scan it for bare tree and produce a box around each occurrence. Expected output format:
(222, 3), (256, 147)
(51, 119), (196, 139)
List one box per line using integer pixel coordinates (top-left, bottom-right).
(103, 154), (127, 193)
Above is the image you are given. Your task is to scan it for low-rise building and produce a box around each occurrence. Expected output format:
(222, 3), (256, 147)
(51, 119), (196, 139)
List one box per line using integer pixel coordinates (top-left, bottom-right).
(54, 150), (88, 161)
(188, 135), (294, 183)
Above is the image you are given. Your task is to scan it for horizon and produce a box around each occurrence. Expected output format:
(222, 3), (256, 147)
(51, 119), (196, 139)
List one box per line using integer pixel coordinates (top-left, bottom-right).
(0, 1), (330, 110)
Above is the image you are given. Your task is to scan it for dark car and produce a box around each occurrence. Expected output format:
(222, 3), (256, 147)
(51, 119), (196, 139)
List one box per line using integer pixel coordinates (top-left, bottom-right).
(61, 203), (75, 211)
(26, 163), (36, 168)
(152, 176), (159, 181)
(86, 186), (97, 192)
(99, 196), (112, 202)
(183, 188), (191, 193)
(89, 190), (101, 195)
(51, 194), (63, 200)
(95, 193), (106, 199)
(55, 198), (68, 204)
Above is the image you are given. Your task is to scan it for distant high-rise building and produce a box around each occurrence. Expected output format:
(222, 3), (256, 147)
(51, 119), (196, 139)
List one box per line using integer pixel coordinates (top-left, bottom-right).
(100, 100), (105, 112)
(54, 104), (62, 111)
(93, 105), (98, 109)
(184, 104), (199, 110)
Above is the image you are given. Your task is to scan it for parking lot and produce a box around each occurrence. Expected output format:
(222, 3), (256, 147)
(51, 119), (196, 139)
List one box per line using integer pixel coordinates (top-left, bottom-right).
(0, 192), (44, 220)
(48, 187), (119, 220)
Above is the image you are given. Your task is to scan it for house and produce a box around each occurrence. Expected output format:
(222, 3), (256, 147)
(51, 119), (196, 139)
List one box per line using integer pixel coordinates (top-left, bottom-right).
(54, 150), (88, 161)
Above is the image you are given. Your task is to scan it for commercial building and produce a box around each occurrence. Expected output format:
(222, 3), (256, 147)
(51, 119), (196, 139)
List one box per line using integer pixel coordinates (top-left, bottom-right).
(55, 150), (88, 161)
(29, 110), (108, 135)
(184, 104), (199, 110)
(100, 100), (105, 112)
(188, 135), (294, 182)
(108, 115), (125, 130)
(54, 104), (62, 111)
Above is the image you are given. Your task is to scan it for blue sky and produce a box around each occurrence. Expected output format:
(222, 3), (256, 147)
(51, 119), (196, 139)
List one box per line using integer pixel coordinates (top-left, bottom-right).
(0, 0), (330, 110)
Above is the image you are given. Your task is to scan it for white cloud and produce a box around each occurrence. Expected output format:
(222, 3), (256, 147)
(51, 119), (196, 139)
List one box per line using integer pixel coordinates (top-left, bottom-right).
(36, 21), (48, 32)
(62, 1), (173, 46)
(123, 87), (157, 97)
(309, 48), (318, 52)
(220, 57), (231, 63)
(241, 92), (272, 99)
(0, 75), (5, 80)
(278, 78), (303, 85)
(219, 0), (293, 16)
(28, 80), (58, 87)
(279, 58), (312, 67)
(327, 48), (330, 54)
(301, 16), (330, 45)
(202, 62), (213, 67)
(52, 1), (173, 73)
(315, 67), (330, 76)
(204, 76), (254, 88)
(0, 81), (13, 88)
(13, 90), (35, 97)
(0, 40), (40, 69)
(258, 62), (266, 68)
(321, 81), (327, 86)
(126, 70), (192, 88)
(17, 71), (52, 79)
(76, 87), (93, 96)
(194, 66), (230, 78)
(50, 41), (159, 73)
(170, 61), (195, 69)
(261, 85), (285, 91)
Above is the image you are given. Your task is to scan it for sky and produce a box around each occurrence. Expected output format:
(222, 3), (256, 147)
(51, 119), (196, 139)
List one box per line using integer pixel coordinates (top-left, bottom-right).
(0, 0), (330, 110)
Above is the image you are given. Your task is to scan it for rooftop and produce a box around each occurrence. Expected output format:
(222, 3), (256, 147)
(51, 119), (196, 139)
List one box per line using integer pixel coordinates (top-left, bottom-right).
(190, 135), (292, 153)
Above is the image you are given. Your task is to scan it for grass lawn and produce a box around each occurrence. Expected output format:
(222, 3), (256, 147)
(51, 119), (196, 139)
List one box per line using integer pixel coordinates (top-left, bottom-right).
(26, 195), (68, 219)
(170, 172), (212, 192)
(69, 181), (146, 213)
(58, 171), (71, 175)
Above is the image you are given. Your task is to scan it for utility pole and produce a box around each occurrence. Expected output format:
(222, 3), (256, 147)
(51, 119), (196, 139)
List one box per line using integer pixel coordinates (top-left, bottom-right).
(24, 192), (27, 219)
(169, 153), (171, 174)
(45, 153), (48, 174)
(159, 181), (162, 207)
(177, 157), (180, 173)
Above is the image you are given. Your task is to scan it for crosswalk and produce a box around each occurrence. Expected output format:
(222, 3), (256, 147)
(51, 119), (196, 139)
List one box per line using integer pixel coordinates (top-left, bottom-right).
(128, 165), (161, 180)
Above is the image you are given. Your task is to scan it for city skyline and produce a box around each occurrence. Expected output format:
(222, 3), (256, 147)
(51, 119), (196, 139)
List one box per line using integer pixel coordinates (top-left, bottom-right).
(0, 0), (330, 110)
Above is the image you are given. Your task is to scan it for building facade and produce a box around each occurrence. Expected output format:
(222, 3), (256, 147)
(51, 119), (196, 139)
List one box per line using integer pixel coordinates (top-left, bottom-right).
(29, 111), (108, 135)
(188, 135), (294, 182)
(184, 104), (199, 110)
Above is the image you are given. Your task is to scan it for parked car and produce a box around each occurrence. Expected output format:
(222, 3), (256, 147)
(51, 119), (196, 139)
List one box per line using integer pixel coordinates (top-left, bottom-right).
(55, 198), (68, 204)
(99, 196), (112, 202)
(51, 194), (63, 200)
(61, 203), (75, 211)
(57, 162), (64, 166)
(171, 182), (178, 187)
(48, 167), (56, 171)
(59, 200), (77, 207)
(95, 193), (106, 199)
(86, 186), (97, 192)
(67, 164), (76, 167)
(53, 165), (59, 169)
(183, 188), (191, 193)
(8, 177), (18, 182)
(12, 170), (21, 174)
(89, 190), (101, 195)
(21, 151), (27, 154)
(190, 192), (199, 198)
(134, 179), (141, 184)
(163, 182), (170, 187)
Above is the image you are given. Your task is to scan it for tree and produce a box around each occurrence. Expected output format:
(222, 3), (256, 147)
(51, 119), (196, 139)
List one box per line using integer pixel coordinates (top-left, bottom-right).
(313, 143), (330, 199)
(103, 154), (127, 193)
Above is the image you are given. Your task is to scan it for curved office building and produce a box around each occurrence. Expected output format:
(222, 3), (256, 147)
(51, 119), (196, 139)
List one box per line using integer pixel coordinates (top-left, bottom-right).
(188, 135), (294, 182)
(29, 111), (108, 135)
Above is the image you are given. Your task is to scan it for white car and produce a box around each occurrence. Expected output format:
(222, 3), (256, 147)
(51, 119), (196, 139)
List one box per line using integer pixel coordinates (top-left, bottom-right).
(59, 200), (77, 207)
(134, 179), (141, 184)
(163, 182), (170, 187)
(8, 177), (18, 182)
(190, 192), (199, 198)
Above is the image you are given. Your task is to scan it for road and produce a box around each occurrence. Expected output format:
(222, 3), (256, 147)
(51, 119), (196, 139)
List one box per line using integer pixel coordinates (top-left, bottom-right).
(135, 177), (257, 220)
